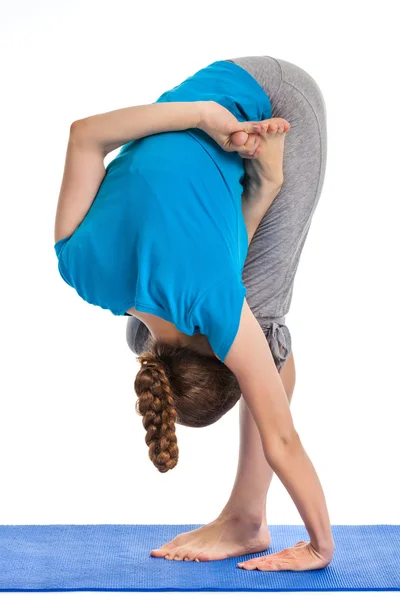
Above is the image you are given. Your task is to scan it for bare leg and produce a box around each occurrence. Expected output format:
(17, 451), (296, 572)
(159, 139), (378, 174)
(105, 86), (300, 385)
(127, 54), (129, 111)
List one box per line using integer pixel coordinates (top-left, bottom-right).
(219, 350), (296, 527)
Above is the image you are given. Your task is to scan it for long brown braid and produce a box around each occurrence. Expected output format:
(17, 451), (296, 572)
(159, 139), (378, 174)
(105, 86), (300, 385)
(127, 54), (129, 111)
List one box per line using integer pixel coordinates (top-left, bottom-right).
(134, 351), (179, 473)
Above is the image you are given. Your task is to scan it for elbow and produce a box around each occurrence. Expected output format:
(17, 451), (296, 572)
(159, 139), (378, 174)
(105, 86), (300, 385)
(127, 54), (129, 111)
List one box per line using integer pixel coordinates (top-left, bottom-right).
(69, 118), (91, 141)
(69, 118), (88, 134)
(70, 119), (84, 135)
(69, 119), (102, 151)
(279, 428), (301, 447)
(264, 429), (301, 464)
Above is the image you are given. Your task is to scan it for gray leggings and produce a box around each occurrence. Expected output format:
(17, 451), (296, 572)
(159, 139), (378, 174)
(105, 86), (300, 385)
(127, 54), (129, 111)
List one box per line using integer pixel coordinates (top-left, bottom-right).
(126, 55), (328, 372)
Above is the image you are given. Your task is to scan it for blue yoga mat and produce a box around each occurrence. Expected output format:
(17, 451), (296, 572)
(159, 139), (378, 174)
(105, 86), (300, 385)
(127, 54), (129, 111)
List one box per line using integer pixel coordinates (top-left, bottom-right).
(0, 524), (398, 592)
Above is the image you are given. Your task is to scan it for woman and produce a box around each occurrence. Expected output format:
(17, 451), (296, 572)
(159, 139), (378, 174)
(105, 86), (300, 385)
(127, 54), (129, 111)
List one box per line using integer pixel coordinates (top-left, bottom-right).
(54, 56), (333, 571)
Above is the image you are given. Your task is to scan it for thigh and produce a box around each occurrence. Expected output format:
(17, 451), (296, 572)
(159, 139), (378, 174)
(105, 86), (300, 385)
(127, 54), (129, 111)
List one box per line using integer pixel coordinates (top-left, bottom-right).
(231, 57), (327, 314)
(227, 55), (328, 371)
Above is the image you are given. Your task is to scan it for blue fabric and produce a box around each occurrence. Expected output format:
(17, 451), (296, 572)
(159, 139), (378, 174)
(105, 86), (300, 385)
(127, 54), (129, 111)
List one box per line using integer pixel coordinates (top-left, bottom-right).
(0, 524), (399, 592)
(53, 60), (272, 361)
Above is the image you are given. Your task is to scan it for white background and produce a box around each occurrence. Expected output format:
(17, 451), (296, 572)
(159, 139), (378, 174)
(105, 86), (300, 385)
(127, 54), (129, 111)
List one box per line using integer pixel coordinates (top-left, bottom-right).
(1, 0), (399, 598)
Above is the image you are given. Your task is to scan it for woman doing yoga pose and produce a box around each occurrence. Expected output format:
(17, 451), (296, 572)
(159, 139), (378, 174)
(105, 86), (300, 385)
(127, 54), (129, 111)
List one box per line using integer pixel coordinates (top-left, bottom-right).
(53, 56), (333, 571)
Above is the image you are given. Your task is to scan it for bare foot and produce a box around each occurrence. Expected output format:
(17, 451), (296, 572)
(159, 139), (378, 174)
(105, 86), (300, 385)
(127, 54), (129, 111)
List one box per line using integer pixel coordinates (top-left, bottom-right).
(243, 117), (290, 191)
(150, 516), (271, 562)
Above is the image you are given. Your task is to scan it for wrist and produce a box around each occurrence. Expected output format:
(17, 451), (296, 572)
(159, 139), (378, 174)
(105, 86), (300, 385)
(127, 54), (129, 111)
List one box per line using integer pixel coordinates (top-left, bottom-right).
(195, 100), (215, 130)
(311, 538), (335, 559)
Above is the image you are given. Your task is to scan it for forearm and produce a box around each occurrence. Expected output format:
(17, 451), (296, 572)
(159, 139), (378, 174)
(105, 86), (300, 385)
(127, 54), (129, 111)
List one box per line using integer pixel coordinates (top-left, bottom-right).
(243, 357), (334, 553)
(75, 101), (206, 155)
(252, 355), (333, 552)
(265, 433), (334, 554)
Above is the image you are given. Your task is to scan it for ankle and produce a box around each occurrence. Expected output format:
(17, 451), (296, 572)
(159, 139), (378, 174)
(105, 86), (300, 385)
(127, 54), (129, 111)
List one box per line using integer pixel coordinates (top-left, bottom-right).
(217, 508), (267, 530)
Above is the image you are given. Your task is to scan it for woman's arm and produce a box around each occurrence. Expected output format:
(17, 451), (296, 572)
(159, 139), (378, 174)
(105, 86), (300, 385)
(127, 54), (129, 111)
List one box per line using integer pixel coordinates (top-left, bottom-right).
(76, 101), (205, 155)
(54, 103), (204, 243)
(75, 101), (262, 156)
(224, 300), (335, 561)
(54, 126), (106, 243)
(54, 102), (262, 243)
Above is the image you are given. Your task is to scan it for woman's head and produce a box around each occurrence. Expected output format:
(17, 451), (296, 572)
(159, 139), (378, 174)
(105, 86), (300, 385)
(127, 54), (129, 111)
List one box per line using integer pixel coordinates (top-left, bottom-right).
(134, 336), (242, 473)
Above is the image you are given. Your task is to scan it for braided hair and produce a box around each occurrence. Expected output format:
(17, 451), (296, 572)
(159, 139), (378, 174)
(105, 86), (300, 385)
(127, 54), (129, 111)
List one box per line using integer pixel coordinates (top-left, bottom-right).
(134, 351), (179, 473)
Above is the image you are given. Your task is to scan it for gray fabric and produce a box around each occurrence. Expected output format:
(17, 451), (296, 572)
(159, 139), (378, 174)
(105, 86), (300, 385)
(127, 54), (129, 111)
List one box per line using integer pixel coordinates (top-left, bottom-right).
(126, 316), (151, 356)
(126, 55), (327, 373)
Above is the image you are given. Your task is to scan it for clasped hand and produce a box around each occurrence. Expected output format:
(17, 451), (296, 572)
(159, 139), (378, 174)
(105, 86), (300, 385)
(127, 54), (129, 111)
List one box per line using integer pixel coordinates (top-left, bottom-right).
(197, 100), (263, 158)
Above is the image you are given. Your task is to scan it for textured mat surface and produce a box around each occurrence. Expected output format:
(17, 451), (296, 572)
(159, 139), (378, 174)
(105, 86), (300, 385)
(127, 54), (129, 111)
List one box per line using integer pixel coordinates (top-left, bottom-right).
(0, 524), (399, 592)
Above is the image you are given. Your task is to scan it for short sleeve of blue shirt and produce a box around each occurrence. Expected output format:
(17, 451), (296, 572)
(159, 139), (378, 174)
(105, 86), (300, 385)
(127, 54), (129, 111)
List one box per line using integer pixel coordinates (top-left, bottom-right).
(190, 277), (247, 362)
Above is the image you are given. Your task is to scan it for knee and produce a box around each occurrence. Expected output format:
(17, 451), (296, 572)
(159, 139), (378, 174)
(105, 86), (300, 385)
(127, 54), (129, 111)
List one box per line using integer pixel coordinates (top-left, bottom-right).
(280, 351), (296, 404)
(279, 57), (323, 91)
(275, 57), (327, 117)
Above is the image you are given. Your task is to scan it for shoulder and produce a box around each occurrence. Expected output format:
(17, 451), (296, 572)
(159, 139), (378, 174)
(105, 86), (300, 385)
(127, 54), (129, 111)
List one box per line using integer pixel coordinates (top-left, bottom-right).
(189, 277), (246, 363)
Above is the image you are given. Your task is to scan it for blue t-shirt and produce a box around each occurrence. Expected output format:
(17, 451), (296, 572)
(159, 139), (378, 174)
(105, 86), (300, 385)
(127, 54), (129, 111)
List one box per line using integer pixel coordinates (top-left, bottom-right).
(54, 59), (272, 361)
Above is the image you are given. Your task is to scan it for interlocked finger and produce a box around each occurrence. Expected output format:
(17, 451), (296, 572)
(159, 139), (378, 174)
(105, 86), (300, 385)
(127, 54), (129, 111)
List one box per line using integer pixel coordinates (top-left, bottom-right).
(243, 132), (261, 157)
(238, 132), (262, 159)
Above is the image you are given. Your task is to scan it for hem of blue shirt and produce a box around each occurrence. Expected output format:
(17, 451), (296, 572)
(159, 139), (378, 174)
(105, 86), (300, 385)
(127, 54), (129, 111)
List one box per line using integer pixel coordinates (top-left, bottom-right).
(54, 235), (247, 359)
(117, 282), (247, 363)
(117, 299), (195, 333)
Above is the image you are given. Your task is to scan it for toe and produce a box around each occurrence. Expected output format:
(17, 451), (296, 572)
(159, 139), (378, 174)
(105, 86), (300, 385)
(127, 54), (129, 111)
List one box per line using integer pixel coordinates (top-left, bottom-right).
(184, 550), (201, 562)
(192, 551), (210, 562)
(172, 548), (190, 561)
(150, 544), (174, 558)
(150, 549), (166, 558)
